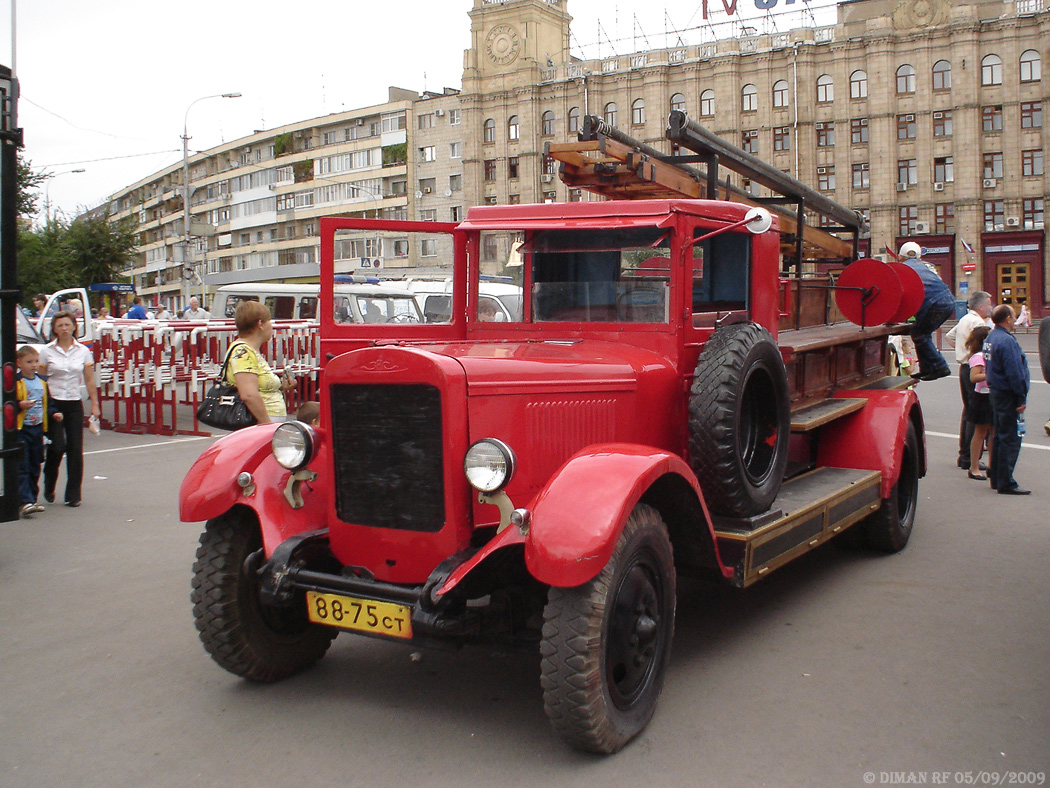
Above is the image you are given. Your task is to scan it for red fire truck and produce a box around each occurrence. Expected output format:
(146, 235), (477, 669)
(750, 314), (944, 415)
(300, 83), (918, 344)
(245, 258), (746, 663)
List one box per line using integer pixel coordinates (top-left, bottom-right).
(182, 114), (926, 753)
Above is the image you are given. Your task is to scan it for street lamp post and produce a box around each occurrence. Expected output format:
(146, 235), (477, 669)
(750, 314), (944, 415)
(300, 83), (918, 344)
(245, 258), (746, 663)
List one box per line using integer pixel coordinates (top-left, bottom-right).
(181, 92), (241, 311)
(43, 168), (86, 225)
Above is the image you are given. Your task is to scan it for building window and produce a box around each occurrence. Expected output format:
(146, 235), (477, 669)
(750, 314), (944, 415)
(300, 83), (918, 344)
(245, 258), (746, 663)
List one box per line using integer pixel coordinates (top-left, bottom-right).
(1020, 50), (1041, 82)
(449, 141), (461, 159)
(935, 203), (955, 233)
(1023, 198), (1044, 229)
(898, 159), (917, 185)
(849, 70), (867, 99)
(983, 152), (1004, 179)
(982, 54), (1002, 86)
(541, 111), (555, 136)
(896, 64), (916, 94)
(933, 110), (953, 137)
(449, 206), (461, 222)
(984, 200), (1004, 230)
(421, 239), (437, 257)
(448, 109), (461, 125)
(982, 105), (1004, 132)
(898, 206), (918, 236)
(631, 99), (645, 125)
(816, 75), (833, 103)
(508, 115), (520, 141)
(851, 117), (869, 144)
(852, 163), (870, 189)
(449, 174), (462, 191)
(933, 156), (954, 183)
(741, 84), (758, 112)
(542, 191), (556, 203)
(508, 157), (520, 179)
(773, 126), (790, 151)
(483, 118), (495, 144)
(568, 188), (582, 203)
(816, 122), (835, 147)
(419, 209), (437, 222)
(932, 60), (952, 90)
(419, 146), (436, 163)
(418, 113), (435, 130)
(484, 160), (496, 181)
(700, 89), (715, 117)
(543, 156), (556, 175)
(508, 194), (520, 205)
(897, 114), (916, 140)
(817, 165), (835, 191)
(1022, 149), (1044, 176)
(568, 107), (580, 133)
(418, 178), (436, 195)
(1020, 101), (1042, 128)
(604, 102), (618, 126)
(483, 195), (497, 206)
(773, 80), (790, 107)
(482, 235), (498, 261)
(670, 93), (686, 113)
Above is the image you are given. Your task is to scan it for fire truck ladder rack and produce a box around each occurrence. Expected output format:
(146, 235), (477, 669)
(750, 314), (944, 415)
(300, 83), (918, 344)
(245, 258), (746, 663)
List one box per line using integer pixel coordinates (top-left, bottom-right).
(545, 112), (869, 273)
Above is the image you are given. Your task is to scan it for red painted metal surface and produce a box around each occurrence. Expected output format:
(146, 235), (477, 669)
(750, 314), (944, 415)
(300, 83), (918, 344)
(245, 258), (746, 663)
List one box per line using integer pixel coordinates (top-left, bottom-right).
(835, 258), (903, 327)
(179, 423), (280, 522)
(887, 261), (925, 322)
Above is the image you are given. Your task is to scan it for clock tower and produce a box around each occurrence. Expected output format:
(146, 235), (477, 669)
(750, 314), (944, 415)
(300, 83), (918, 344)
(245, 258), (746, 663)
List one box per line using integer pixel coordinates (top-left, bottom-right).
(464, 0), (572, 83)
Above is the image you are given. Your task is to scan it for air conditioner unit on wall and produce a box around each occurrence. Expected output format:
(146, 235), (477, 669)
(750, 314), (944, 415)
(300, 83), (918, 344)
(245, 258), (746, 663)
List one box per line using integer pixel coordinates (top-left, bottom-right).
(983, 178), (997, 188)
(541, 173), (553, 183)
(933, 182), (945, 191)
(1006, 216), (1020, 227)
(435, 109), (445, 117)
(915, 221), (930, 234)
(896, 183), (907, 192)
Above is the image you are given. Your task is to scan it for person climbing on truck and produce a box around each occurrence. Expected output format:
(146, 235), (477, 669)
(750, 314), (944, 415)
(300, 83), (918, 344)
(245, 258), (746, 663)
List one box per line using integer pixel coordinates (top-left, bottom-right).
(898, 241), (955, 381)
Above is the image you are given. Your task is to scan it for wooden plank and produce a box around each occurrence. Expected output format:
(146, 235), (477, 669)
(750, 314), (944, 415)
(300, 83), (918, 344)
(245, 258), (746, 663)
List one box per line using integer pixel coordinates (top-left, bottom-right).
(790, 397), (867, 432)
(859, 375), (917, 391)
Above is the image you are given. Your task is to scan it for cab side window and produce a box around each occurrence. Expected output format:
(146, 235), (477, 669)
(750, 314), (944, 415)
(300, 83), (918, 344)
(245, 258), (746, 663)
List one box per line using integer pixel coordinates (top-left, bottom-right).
(691, 231), (750, 326)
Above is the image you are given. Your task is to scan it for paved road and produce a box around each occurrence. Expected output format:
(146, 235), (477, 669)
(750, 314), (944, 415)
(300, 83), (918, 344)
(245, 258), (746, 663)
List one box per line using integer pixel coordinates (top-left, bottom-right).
(2, 365), (1048, 788)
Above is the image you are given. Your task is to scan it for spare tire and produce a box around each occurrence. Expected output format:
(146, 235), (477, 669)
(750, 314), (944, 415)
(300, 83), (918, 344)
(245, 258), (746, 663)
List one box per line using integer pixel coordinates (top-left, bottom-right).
(1039, 317), (1050, 385)
(688, 323), (791, 518)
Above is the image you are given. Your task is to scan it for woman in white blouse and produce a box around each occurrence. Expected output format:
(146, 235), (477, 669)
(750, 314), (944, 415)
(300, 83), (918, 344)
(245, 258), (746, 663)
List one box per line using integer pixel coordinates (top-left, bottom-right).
(38, 311), (100, 507)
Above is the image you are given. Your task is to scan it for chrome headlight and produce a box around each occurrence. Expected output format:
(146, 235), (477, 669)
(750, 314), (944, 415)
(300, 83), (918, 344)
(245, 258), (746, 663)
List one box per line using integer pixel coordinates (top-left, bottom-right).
(464, 439), (516, 493)
(272, 422), (318, 471)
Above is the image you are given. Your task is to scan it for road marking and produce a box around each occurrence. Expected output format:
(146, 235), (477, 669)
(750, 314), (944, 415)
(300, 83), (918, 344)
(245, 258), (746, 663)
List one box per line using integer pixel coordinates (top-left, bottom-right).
(84, 436), (213, 456)
(926, 430), (1050, 451)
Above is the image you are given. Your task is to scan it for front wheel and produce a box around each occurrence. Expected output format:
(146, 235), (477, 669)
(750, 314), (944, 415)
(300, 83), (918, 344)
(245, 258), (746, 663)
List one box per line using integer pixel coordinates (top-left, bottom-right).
(540, 504), (676, 753)
(861, 421), (920, 552)
(190, 511), (335, 682)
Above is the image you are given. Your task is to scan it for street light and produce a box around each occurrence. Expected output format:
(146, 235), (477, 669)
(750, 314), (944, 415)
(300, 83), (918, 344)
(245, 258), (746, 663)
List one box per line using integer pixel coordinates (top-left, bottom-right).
(43, 168), (86, 225)
(181, 92), (241, 310)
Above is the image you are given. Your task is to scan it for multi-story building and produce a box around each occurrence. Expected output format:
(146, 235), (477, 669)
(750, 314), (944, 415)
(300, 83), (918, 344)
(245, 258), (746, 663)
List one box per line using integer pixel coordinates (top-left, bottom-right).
(105, 0), (1048, 316)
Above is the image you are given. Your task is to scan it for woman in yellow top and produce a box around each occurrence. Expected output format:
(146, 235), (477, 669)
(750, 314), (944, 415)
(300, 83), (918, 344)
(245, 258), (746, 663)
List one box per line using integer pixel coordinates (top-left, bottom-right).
(226, 300), (294, 423)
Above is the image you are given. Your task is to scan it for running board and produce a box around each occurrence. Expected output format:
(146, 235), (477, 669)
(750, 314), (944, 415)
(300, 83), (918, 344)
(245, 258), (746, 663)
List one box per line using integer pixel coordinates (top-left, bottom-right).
(712, 467), (882, 588)
(790, 397), (867, 432)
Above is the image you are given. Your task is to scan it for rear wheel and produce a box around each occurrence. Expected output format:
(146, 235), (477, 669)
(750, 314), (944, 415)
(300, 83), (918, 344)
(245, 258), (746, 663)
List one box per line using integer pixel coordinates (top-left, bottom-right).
(540, 504), (676, 753)
(191, 511), (335, 682)
(862, 422), (920, 552)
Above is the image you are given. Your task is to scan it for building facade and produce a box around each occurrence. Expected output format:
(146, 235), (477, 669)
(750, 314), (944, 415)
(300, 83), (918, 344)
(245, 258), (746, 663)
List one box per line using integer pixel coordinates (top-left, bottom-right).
(105, 0), (1049, 316)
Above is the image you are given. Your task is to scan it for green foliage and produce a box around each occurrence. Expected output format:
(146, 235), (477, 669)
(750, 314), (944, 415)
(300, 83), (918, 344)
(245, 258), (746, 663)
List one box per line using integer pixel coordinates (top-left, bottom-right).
(16, 208), (138, 298)
(292, 159), (314, 183)
(382, 143), (407, 167)
(17, 154), (48, 220)
(274, 132), (293, 157)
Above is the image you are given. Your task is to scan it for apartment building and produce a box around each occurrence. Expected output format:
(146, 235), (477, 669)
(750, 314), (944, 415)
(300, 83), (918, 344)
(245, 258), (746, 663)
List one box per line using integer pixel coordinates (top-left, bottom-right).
(106, 0), (1049, 315)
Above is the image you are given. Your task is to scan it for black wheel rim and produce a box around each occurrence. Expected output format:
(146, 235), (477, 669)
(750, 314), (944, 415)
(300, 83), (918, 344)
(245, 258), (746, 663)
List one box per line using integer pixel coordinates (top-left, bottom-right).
(739, 366), (779, 484)
(897, 439), (918, 526)
(605, 550), (666, 710)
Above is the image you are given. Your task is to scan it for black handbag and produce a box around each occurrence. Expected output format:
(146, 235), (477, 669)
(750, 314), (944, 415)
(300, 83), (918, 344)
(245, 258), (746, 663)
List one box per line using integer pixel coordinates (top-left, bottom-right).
(196, 342), (258, 431)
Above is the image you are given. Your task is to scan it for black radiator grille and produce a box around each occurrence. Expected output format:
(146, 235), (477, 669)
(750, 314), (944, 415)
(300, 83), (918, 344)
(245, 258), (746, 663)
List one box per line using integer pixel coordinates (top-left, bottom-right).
(330, 384), (445, 532)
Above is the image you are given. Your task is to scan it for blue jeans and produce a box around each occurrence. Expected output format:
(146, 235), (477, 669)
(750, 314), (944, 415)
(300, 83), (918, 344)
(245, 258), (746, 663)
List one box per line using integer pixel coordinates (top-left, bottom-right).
(989, 390), (1023, 491)
(18, 423), (45, 505)
(910, 294), (955, 376)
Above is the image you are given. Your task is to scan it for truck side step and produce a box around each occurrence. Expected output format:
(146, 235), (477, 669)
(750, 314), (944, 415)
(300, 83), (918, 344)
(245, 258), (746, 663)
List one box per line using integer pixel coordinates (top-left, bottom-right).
(790, 397), (867, 432)
(859, 375), (916, 391)
(713, 467), (882, 588)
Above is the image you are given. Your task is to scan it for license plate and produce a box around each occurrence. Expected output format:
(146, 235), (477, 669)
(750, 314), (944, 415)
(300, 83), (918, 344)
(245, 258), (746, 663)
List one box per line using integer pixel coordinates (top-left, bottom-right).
(306, 591), (413, 640)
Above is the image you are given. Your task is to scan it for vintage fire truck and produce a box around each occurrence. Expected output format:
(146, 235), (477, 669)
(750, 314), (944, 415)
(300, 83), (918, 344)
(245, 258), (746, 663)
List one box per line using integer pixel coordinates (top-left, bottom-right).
(182, 113), (927, 753)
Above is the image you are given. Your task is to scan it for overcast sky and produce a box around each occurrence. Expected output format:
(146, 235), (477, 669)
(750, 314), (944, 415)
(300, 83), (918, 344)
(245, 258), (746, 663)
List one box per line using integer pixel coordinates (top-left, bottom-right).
(4, 0), (835, 223)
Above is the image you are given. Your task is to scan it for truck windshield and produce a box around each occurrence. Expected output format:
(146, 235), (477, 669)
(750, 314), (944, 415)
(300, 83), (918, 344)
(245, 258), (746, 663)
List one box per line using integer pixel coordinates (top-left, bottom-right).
(524, 227), (671, 323)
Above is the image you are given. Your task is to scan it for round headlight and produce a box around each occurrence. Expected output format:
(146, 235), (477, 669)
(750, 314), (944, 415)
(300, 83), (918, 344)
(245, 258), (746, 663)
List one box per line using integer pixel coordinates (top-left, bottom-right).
(272, 422), (316, 471)
(464, 439), (515, 493)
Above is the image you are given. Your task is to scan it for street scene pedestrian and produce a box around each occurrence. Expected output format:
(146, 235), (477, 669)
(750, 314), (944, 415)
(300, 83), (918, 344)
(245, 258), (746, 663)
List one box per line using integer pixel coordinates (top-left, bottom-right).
(183, 297), (211, 320)
(15, 346), (63, 517)
(295, 400), (320, 427)
(126, 296), (148, 319)
(964, 326), (992, 481)
(38, 311), (101, 508)
(225, 300), (294, 424)
(983, 304), (1031, 495)
(945, 290), (992, 470)
(898, 241), (955, 381)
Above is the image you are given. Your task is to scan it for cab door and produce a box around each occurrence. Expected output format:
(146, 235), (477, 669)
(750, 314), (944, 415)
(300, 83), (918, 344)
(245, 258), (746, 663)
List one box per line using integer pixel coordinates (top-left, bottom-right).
(39, 287), (93, 344)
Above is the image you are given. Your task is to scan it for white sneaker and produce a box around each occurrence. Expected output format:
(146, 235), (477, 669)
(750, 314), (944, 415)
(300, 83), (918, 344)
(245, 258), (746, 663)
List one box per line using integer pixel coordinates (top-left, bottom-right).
(27, 503), (46, 514)
(20, 503), (35, 518)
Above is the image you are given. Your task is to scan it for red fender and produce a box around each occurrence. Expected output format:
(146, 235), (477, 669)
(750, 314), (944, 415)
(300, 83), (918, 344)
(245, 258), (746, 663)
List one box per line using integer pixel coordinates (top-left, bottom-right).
(179, 423), (330, 555)
(818, 389), (926, 497)
(524, 443), (722, 588)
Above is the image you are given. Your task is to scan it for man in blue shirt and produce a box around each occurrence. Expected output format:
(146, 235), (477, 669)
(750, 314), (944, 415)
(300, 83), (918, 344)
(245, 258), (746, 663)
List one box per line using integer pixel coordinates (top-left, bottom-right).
(899, 242), (955, 381)
(126, 296), (148, 320)
(984, 304), (1031, 495)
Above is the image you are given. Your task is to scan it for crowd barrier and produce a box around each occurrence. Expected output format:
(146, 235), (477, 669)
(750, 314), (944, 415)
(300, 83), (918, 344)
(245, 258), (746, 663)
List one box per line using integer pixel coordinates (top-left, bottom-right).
(92, 319), (321, 435)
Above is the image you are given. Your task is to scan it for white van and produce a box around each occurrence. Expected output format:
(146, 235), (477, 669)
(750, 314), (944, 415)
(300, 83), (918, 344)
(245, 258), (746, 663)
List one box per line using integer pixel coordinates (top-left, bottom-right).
(36, 287), (95, 345)
(215, 282), (423, 323)
(405, 278), (523, 323)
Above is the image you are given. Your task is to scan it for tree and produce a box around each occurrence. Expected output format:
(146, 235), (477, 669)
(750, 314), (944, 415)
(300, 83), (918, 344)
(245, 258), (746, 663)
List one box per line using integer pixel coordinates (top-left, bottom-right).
(59, 209), (139, 287)
(16, 154), (48, 221)
(17, 220), (73, 297)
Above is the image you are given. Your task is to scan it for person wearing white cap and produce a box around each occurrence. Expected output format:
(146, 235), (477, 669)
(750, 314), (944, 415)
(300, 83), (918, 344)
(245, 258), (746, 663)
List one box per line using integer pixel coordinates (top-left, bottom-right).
(899, 241), (955, 381)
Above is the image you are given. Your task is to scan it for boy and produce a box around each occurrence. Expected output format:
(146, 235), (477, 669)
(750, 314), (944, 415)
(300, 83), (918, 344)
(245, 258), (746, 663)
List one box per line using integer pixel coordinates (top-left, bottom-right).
(16, 346), (63, 517)
(295, 400), (320, 427)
